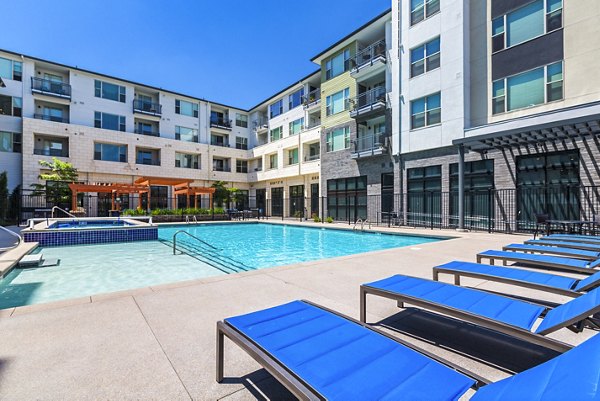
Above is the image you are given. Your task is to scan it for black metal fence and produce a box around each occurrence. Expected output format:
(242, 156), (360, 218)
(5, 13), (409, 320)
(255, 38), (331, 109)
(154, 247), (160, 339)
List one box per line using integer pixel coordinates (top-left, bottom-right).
(15, 186), (600, 234)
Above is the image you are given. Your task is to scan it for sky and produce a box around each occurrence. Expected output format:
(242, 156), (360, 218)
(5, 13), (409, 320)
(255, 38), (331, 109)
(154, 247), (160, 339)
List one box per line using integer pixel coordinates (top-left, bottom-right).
(1, 0), (390, 110)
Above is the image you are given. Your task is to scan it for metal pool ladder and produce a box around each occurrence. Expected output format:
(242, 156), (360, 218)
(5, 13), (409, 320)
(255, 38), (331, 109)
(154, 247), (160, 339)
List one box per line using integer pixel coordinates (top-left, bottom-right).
(185, 215), (198, 224)
(51, 206), (76, 218)
(0, 226), (22, 252)
(353, 219), (371, 231)
(172, 230), (218, 255)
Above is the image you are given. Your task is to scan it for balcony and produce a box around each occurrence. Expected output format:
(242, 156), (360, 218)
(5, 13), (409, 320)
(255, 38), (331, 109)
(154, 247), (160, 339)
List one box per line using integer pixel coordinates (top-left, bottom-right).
(302, 89), (321, 110)
(136, 158), (161, 166)
(34, 148), (69, 157)
(134, 127), (160, 137)
(253, 118), (268, 133)
(210, 135), (230, 148)
(304, 154), (320, 162)
(210, 116), (232, 130)
(350, 40), (386, 80)
(133, 99), (162, 117)
(34, 113), (69, 124)
(213, 165), (231, 172)
(350, 86), (387, 118)
(351, 132), (388, 159)
(31, 78), (71, 99)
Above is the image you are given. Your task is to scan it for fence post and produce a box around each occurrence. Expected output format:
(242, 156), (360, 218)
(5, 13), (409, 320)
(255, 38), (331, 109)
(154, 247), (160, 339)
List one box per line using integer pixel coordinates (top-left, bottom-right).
(429, 192), (434, 230)
(488, 189), (493, 233)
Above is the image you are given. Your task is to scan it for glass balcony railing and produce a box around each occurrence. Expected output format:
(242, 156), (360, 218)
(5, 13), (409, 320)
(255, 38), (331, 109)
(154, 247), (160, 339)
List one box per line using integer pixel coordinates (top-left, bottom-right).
(213, 165), (231, 172)
(33, 113), (69, 124)
(354, 132), (387, 153)
(133, 99), (162, 116)
(31, 78), (71, 98)
(34, 148), (69, 157)
(350, 86), (386, 115)
(136, 158), (161, 166)
(351, 39), (386, 71)
(302, 89), (321, 108)
(134, 128), (160, 137)
(304, 154), (320, 162)
(210, 117), (232, 129)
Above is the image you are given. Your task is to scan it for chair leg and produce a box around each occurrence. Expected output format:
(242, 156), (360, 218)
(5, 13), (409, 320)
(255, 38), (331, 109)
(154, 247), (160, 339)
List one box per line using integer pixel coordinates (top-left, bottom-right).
(216, 325), (225, 382)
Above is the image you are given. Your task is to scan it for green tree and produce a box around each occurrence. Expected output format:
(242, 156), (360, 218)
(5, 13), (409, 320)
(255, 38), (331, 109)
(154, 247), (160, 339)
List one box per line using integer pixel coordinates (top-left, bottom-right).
(0, 172), (8, 223)
(7, 185), (20, 223)
(31, 158), (79, 203)
(211, 181), (230, 207)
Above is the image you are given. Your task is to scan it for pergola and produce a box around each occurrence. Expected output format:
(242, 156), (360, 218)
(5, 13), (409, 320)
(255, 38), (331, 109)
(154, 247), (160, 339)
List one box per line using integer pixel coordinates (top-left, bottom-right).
(68, 177), (216, 212)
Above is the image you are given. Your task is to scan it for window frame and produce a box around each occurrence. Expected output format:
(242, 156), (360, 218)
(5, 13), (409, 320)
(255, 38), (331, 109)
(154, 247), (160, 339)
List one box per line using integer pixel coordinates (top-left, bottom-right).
(287, 148), (299, 165)
(0, 131), (21, 153)
(325, 49), (351, 80)
(236, 159), (248, 173)
(326, 88), (350, 116)
(94, 111), (126, 132)
(0, 57), (22, 81)
(491, 61), (563, 115)
(270, 126), (283, 142)
(175, 99), (199, 117)
(235, 113), (248, 128)
(175, 125), (199, 142)
(94, 142), (127, 163)
(289, 117), (305, 136)
(175, 152), (200, 169)
(410, 0), (441, 26)
(410, 36), (441, 78)
(288, 88), (305, 109)
(326, 126), (351, 153)
(269, 153), (278, 169)
(410, 92), (441, 130)
(235, 136), (248, 150)
(94, 80), (126, 103)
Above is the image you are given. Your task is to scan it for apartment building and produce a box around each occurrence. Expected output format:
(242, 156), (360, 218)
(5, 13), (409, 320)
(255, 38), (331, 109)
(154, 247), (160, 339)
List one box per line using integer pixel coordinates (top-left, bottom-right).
(391, 0), (600, 230)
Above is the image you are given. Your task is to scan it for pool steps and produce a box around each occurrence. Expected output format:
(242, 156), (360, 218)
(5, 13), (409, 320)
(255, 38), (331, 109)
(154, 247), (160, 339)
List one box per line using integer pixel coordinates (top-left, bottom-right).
(159, 238), (250, 274)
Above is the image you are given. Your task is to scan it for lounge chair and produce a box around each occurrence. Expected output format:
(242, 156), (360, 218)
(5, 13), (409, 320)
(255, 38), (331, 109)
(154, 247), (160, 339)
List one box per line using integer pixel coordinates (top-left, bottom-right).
(502, 243), (600, 261)
(218, 299), (600, 400)
(542, 234), (600, 245)
(477, 249), (600, 275)
(360, 275), (600, 353)
(433, 260), (600, 297)
(525, 239), (600, 252)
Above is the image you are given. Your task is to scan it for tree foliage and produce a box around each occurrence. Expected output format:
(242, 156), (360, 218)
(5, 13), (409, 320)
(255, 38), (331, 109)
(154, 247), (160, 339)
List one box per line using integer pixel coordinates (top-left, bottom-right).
(30, 158), (79, 203)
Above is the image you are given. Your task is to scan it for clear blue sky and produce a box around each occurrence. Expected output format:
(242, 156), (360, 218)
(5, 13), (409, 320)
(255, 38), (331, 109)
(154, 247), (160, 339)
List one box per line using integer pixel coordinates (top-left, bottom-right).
(2, 0), (390, 109)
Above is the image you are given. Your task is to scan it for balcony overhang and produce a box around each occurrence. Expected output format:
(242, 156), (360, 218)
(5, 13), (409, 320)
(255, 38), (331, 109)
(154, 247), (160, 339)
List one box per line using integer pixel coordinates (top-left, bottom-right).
(303, 98), (321, 111)
(31, 90), (71, 104)
(455, 101), (600, 152)
(350, 56), (386, 81)
(133, 108), (161, 119)
(210, 123), (232, 131)
(350, 101), (386, 119)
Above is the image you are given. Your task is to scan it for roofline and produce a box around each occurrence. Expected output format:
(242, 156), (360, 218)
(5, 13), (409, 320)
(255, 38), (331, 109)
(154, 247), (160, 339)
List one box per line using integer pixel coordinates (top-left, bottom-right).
(247, 69), (321, 112)
(0, 47), (249, 112)
(310, 8), (392, 62)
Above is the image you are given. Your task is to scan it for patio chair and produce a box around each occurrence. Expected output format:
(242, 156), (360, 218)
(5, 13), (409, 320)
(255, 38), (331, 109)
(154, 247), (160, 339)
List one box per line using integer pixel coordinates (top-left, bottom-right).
(360, 274), (600, 353)
(476, 249), (600, 275)
(525, 239), (600, 252)
(218, 299), (600, 400)
(433, 260), (600, 297)
(533, 213), (550, 239)
(502, 243), (600, 261)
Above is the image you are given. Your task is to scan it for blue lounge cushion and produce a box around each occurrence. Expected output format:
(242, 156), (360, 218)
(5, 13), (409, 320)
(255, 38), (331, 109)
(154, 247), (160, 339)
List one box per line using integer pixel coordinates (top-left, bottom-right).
(535, 287), (600, 334)
(479, 250), (592, 269)
(364, 275), (545, 330)
(226, 300), (475, 401)
(471, 334), (600, 401)
(574, 270), (600, 292)
(436, 261), (578, 291)
(547, 234), (600, 242)
(526, 240), (600, 252)
(504, 243), (600, 259)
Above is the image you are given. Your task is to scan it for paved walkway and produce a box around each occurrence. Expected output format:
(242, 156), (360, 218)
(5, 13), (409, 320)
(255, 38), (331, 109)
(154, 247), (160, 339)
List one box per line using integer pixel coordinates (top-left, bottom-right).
(0, 224), (594, 400)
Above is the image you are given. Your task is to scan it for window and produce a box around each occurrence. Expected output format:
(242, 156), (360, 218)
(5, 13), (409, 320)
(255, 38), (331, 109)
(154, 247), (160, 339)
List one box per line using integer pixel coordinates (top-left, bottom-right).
(325, 49), (350, 80)
(326, 126), (350, 152)
(269, 154), (278, 169)
(135, 121), (158, 136)
(175, 152), (200, 169)
(269, 99), (283, 118)
(289, 88), (304, 109)
(491, 0), (562, 53)
(210, 111), (228, 126)
(94, 112), (126, 131)
(410, 93), (441, 129)
(289, 117), (304, 136)
(0, 95), (21, 117)
(411, 0), (440, 25)
(326, 176), (367, 221)
(326, 88), (350, 116)
(492, 61), (563, 114)
(410, 37), (440, 77)
(94, 80), (126, 103)
(175, 99), (198, 117)
(210, 134), (228, 147)
(94, 143), (127, 162)
(136, 149), (159, 166)
(0, 57), (22, 81)
(236, 160), (248, 173)
(270, 126), (282, 142)
(407, 166), (442, 225)
(235, 136), (248, 150)
(287, 148), (299, 165)
(175, 126), (198, 142)
(235, 113), (248, 127)
(0, 131), (21, 153)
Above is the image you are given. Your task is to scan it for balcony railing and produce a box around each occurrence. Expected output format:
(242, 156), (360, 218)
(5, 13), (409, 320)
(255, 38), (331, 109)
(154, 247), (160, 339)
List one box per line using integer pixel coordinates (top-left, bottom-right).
(210, 117), (232, 130)
(133, 99), (162, 116)
(351, 39), (386, 71)
(175, 133), (198, 142)
(175, 160), (199, 169)
(304, 154), (320, 162)
(33, 114), (69, 124)
(303, 121), (321, 131)
(31, 78), (71, 99)
(213, 165), (231, 172)
(302, 89), (321, 108)
(134, 128), (160, 137)
(34, 148), (69, 157)
(350, 86), (386, 116)
(253, 118), (269, 131)
(354, 132), (387, 153)
(136, 158), (161, 166)
(210, 139), (230, 148)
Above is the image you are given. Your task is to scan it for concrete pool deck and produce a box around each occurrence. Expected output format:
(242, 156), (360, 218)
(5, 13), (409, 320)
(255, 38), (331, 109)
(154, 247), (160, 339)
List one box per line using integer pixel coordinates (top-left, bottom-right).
(0, 222), (595, 400)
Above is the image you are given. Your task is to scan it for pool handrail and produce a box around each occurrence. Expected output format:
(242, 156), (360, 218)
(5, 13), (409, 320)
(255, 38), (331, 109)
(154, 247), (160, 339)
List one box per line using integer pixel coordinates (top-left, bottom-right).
(173, 229), (220, 255)
(51, 206), (76, 219)
(0, 225), (22, 252)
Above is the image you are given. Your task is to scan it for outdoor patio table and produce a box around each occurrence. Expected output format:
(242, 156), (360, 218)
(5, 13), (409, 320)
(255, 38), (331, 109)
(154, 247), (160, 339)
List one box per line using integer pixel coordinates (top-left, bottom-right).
(546, 220), (595, 236)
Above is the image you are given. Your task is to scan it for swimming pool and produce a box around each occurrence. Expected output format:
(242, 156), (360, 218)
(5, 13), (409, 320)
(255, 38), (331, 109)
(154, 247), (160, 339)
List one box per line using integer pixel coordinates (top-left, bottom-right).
(48, 220), (134, 229)
(0, 223), (446, 309)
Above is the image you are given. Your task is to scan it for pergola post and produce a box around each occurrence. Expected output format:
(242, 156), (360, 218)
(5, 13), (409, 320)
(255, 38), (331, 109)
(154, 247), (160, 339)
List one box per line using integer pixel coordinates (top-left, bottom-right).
(457, 145), (466, 231)
(71, 190), (77, 212)
(194, 195), (198, 209)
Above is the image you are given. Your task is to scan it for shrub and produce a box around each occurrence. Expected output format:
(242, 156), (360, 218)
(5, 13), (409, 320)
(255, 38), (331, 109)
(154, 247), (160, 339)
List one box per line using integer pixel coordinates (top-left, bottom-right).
(312, 213), (321, 223)
(293, 210), (303, 219)
(325, 217), (334, 223)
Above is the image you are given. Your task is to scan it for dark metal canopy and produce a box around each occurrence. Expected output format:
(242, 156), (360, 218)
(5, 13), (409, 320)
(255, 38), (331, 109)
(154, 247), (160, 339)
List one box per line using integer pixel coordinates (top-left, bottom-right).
(454, 101), (600, 152)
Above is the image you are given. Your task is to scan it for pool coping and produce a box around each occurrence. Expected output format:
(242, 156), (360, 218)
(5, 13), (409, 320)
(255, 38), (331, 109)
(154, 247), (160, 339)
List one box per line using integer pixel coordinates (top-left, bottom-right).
(0, 223), (463, 316)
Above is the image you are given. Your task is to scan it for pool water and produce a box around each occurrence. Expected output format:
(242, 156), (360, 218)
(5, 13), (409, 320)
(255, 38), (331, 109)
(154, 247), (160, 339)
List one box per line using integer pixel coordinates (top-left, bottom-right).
(49, 220), (133, 229)
(0, 223), (444, 309)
